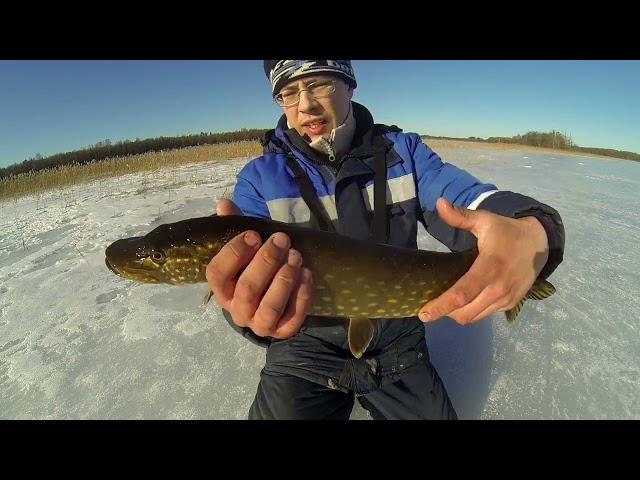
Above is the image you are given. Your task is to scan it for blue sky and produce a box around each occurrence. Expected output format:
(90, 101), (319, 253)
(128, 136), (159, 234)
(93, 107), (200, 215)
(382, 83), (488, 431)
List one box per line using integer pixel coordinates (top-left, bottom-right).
(1, 60), (638, 168)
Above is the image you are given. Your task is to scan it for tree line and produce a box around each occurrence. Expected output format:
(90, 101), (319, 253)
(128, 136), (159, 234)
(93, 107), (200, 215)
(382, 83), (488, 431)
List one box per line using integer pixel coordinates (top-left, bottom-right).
(3, 128), (639, 179)
(425, 130), (640, 162)
(0, 128), (269, 179)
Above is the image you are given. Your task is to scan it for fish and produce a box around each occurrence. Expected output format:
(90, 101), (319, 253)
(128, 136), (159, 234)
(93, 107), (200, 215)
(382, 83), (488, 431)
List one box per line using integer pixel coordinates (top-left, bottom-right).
(105, 214), (556, 358)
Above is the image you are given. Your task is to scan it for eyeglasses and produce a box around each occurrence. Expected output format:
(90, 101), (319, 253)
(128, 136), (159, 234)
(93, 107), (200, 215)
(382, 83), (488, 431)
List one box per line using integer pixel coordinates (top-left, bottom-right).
(274, 80), (336, 107)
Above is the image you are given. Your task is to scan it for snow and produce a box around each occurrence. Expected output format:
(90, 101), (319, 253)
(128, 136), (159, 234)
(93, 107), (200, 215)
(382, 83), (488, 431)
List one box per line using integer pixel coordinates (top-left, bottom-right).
(1, 148), (638, 419)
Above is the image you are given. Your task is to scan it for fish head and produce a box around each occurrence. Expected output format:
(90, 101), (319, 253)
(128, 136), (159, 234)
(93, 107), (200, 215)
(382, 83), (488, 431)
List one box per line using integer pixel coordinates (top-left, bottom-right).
(105, 221), (225, 284)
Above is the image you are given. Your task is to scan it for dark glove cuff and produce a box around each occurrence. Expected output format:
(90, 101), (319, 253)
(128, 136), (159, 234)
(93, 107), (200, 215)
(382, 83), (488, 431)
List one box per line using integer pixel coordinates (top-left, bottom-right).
(221, 308), (272, 348)
(478, 191), (565, 280)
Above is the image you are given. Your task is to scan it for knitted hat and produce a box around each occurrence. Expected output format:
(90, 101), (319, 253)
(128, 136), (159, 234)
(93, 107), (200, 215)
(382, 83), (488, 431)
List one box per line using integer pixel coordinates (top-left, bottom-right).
(263, 60), (357, 97)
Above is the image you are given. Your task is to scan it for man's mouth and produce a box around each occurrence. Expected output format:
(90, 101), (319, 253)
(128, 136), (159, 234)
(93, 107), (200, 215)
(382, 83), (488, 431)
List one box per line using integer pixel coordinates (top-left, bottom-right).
(303, 120), (328, 136)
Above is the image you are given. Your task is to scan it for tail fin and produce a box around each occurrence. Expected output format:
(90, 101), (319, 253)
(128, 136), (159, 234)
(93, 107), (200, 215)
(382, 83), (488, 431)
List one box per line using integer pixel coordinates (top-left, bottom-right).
(505, 280), (556, 323)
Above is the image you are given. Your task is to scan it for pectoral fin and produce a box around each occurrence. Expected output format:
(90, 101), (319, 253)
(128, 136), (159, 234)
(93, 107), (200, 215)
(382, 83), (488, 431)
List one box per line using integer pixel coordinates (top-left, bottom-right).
(347, 318), (376, 359)
(202, 289), (214, 306)
(506, 280), (556, 323)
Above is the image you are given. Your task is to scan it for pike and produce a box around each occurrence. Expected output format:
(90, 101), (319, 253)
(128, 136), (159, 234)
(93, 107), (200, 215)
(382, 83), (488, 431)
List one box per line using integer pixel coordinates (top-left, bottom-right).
(105, 214), (556, 358)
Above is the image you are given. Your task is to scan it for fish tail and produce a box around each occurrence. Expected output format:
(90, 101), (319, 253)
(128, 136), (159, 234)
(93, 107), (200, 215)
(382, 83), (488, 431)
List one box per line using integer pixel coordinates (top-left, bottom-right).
(505, 279), (556, 323)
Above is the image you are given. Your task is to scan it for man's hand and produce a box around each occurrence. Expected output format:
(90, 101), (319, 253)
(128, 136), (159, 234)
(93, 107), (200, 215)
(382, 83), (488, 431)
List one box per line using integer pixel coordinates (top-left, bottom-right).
(419, 198), (549, 325)
(206, 199), (314, 339)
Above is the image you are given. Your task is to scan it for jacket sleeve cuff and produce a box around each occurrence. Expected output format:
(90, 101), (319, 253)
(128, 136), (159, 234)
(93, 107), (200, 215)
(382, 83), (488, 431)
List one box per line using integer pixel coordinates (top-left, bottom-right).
(221, 308), (272, 349)
(477, 191), (565, 280)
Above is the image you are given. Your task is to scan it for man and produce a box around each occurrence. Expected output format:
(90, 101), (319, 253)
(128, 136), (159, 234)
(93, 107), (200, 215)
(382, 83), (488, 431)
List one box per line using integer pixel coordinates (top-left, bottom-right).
(206, 60), (565, 419)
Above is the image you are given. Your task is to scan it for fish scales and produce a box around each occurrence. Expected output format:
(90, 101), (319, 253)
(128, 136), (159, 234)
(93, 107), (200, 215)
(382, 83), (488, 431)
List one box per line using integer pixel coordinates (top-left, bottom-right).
(105, 214), (478, 318)
(105, 214), (556, 357)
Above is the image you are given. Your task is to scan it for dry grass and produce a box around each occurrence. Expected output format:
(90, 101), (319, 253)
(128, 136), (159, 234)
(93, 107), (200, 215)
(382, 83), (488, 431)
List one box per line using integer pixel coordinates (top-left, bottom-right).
(0, 137), (615, 202)
(0, 141), (262, 201)
(426, 138), (618, 160)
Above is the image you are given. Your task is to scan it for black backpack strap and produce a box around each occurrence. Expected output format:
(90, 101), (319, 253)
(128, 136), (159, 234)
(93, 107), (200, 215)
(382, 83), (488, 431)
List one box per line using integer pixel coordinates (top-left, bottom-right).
(371, 135), (388, 244)
(285, 155), (336, 233)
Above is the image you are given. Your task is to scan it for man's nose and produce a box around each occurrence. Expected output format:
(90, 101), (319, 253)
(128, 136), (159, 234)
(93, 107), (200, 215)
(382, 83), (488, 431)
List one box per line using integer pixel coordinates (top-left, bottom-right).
(297, 89), (318, 111)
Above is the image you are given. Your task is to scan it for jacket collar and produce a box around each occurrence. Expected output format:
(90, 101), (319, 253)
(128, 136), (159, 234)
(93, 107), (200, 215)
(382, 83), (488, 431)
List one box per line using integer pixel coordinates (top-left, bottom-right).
(261, 102), (402, 177)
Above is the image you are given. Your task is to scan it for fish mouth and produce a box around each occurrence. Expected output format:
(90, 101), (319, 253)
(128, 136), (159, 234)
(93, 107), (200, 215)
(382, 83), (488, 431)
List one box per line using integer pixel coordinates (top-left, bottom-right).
(105, 237), (151, 278)
(105, 259), (164, 283)
(105, 257), (153, 278)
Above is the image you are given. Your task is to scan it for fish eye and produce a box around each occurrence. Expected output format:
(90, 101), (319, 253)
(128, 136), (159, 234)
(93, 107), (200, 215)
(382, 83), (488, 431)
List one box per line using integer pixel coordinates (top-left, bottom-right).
(151, 251), (166, 263)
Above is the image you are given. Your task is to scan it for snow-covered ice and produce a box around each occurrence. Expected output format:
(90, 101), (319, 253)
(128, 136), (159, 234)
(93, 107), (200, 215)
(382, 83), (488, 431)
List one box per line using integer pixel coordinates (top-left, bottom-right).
(1, 148), (638, 419)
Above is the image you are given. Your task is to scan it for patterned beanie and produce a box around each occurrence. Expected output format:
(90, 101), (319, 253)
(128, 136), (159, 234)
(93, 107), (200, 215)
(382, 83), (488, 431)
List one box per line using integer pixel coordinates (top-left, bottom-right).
(263, 60), (357, 97)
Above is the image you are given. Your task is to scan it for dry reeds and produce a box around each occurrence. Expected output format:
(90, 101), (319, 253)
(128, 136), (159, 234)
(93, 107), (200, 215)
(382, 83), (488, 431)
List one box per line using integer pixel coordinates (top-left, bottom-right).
(3, 138), (605, 202)
(0, 141), (262, 201)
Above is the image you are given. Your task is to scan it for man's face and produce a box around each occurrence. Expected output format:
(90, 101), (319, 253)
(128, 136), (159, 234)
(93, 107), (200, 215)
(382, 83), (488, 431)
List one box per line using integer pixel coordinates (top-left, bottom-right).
(278, 75), (353, 141)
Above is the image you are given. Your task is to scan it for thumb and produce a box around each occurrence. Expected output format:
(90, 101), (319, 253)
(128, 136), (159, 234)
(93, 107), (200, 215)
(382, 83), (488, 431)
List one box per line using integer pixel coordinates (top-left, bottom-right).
(436, 197), (478, 232)
(216, 198), (243, 216)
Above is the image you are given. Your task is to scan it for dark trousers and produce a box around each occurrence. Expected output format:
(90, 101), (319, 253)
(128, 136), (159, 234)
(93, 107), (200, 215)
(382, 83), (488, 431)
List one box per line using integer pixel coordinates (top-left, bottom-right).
(248, 322), (457, 420)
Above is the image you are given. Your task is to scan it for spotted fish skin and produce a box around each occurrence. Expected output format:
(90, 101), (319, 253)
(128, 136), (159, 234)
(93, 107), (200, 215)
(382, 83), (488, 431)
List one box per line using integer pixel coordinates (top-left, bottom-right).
(105, 214), (555, 324)
(106, 215), (476, 315)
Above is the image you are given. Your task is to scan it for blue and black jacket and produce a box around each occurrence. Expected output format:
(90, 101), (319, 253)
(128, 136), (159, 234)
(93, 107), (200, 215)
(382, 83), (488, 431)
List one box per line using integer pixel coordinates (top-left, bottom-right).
(224, 102), (565, 350)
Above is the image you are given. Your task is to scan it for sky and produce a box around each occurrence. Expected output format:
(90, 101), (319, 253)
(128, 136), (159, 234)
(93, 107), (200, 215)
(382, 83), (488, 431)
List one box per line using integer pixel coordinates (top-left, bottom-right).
(1, 60), (639, 168)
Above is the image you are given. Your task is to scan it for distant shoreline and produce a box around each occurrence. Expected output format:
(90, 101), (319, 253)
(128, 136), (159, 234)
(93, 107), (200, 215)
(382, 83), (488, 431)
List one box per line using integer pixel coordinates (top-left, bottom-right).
(1, 139), (634, 202)
(424, 138), (629, 162)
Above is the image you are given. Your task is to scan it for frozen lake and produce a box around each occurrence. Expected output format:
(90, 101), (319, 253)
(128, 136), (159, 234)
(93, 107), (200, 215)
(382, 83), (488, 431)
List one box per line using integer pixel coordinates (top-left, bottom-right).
(1, 147), (638, 419)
